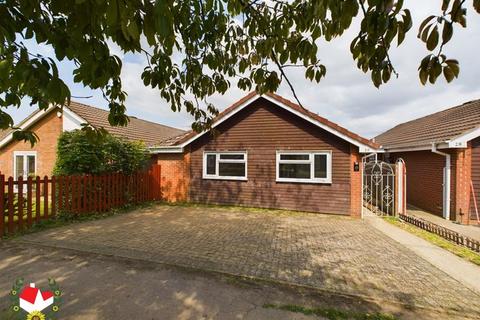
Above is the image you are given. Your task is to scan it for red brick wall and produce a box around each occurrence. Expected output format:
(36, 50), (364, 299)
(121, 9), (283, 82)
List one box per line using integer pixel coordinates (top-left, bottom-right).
(471, 138), (480, 223)
(0, 110), (62, 178)
(454, 146), (472, 224)
(350, 145), (362, 217)
(390, 150), (456, 217)
(154, 150), (190, 202)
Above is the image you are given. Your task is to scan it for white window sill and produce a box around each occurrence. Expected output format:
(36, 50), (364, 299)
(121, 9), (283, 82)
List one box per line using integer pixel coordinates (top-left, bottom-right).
(276, 178), (332, 184)
(203, 176), (248, 181)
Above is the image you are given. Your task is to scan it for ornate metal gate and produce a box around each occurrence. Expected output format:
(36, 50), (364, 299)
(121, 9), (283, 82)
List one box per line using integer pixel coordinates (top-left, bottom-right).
(362, 160), (397, 216)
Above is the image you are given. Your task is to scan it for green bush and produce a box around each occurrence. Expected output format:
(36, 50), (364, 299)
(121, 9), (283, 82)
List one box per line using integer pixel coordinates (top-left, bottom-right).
(53, 130), (149, 175)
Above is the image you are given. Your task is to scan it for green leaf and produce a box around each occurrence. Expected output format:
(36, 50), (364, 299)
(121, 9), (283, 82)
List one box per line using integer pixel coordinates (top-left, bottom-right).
(443, 65), (455, 82)
(419, 67), (428, 85)
(445, 59), (460, 76)
(418, 15), (435, 38)
(426, 26), (439, 50)
(474, 0), (480, 13)
(442, 22), (453, 44)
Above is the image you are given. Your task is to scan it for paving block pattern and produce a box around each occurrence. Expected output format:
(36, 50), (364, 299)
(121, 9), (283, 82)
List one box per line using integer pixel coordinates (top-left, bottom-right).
(19, 205), (480, 317)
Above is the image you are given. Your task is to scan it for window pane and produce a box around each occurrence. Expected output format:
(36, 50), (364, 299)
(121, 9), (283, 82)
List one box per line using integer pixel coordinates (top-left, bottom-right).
(280, 154), (309, 161)
(206, 154), (216, 175)
(219, 162), (245, 177)
(279, 163), (311, 179)
(314, 154), (327, 178)
(15, 156), (24, 178)
(220, 154), (244, 160)
(27, 156), (36, 176)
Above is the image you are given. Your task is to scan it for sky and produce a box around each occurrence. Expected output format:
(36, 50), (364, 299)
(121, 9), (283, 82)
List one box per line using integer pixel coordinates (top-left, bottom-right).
(9, 1), (480, 139)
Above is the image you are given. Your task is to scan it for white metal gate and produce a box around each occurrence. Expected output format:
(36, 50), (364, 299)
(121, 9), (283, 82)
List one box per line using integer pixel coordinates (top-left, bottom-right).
(362, 159), (406, 216)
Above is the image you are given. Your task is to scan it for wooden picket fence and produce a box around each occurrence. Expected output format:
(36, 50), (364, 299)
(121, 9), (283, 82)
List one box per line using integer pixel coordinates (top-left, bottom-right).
(399, 213), (480, 253)
(0, 164), (161, 237)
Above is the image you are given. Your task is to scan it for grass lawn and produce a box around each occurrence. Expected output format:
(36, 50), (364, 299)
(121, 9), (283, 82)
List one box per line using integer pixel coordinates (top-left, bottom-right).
(383, 216), (480, 266)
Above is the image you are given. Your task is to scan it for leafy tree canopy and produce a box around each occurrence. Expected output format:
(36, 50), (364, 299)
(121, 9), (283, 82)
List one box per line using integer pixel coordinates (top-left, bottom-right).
(1, 0), (479, 144)
(53, 130), (149, 175)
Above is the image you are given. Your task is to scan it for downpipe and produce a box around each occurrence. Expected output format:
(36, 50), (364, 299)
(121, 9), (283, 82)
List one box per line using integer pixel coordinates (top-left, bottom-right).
(431, 143), (451, 220)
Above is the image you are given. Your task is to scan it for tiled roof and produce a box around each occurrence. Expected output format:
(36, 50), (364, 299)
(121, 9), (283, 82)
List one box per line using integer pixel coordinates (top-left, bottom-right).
(67, 102), (185, 146)
(158, 91), (379, 149)
(0, 102), (185, 147)
(375, 99), (480, 149)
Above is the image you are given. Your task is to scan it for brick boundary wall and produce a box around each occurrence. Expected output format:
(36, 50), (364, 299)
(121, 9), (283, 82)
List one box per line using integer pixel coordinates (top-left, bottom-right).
(350, 145), (362, 217)
(154, 150), (190, 202)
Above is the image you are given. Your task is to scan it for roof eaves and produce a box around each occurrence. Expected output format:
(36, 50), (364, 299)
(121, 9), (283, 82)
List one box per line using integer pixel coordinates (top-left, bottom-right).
(168, 91), (379, 152)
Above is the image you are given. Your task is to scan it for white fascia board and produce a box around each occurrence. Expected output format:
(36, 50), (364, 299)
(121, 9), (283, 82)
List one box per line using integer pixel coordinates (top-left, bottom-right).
(0, 104), (91, 149)
(62, 106), (88, 131)
(448, 126), (480, 148)
(0, 105), (57, 148)
(148, 146), (184, 154)
(171, 94), (378, 153)
(383, 142), (452, 153)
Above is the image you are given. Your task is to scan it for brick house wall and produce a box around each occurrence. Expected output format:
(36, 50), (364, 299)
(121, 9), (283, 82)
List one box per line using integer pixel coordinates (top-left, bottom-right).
(389, 150), (457, 218)
(0, 110), (62, 178)
(471, 138), (480, 223)
(154, 150), (191, 202)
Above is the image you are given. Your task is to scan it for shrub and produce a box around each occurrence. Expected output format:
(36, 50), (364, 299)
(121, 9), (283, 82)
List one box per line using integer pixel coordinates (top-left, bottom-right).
(53, 130), (149, 175)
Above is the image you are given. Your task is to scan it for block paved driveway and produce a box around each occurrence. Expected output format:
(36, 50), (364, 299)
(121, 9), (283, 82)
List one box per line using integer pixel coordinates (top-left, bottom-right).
(19, 204), (480, 317)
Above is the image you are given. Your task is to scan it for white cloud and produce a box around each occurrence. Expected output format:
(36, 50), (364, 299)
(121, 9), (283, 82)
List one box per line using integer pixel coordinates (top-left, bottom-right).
(10, 1), (480, 140)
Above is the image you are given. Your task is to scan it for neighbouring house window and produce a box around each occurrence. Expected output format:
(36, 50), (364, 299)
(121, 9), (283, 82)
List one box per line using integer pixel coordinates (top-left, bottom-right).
(276, 151), (332, 183)
(203, 152), (247, 180)
(13, 151), (37, 179)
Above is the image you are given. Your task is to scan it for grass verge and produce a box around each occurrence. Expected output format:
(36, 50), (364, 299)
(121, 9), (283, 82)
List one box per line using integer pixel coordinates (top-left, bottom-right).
(263, 303), (396, 320)
(383, 216), (480, 266)
(157, 201), (346, 218)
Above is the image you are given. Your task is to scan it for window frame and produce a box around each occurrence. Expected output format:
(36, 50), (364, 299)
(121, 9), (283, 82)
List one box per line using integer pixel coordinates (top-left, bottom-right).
(13, 151), (37, 180)
(276, 150), (332, 184)
(202, 151), (248, 181)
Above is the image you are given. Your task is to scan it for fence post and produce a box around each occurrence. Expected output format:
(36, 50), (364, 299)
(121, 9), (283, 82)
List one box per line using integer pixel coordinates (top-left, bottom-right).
(57, 176), (63, 213)
(35, 176), (41, 222)
(7, 177), (14, 234)
(43, 176), (49, 219)
(93, 175), (98, 212)
(0, 174), (4, 236)
(51, 176), (56, 217)
(27, 176), (33, 227)
(17, 176), (24, 231)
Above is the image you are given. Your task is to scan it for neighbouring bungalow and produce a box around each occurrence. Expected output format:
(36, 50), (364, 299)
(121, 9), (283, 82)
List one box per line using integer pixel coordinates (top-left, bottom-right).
(0, 102), (185, 179)
(152, 92), (379, 216)
(375, 99), (480, 225)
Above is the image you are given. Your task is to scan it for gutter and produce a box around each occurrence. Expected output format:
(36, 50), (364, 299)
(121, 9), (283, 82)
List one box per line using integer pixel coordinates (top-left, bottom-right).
(431, 143), (451, 220)
(148, 146), (184, 154)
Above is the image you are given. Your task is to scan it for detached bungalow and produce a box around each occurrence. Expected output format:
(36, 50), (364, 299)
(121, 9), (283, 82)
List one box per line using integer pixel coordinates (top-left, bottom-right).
(375, 99), (480, 225)
(0, 102), (185, 179)
(152, 92), (379, 216)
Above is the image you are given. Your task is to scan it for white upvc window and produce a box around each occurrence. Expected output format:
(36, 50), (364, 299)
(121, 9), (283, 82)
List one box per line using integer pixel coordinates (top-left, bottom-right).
(276, 151), (332, 184)
(203, 151), (247, 181)
(13, 151), (37, 179)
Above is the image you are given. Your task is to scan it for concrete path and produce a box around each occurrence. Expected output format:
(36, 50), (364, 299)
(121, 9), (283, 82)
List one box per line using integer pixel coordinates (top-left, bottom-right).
(0, 242), (325, 320)
(16, 204), (480, 318)
(366, 215), (480, 295)
(408, 206), (480, 242)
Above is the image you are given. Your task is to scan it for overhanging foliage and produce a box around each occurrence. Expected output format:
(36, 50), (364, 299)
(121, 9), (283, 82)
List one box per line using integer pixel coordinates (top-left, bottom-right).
(0, 0), (479, 144)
